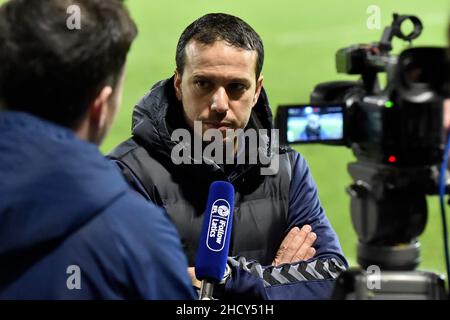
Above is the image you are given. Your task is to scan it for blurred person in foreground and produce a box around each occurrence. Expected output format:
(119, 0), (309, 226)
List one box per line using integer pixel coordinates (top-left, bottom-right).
(0, 0), (195, 300)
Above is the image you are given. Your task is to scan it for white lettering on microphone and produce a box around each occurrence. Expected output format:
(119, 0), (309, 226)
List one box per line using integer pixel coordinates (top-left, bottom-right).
(209, 219), (218, 238)
(206, 199), (231, 251)
(216, 220), (226, 245)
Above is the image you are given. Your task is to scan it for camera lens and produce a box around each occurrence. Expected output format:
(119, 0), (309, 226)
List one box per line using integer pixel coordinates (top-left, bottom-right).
(399, 48), (448, 91)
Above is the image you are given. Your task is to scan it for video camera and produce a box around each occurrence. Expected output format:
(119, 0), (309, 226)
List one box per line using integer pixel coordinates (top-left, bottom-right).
(276, 14), (450, 299)
(277, 14), (450, 163)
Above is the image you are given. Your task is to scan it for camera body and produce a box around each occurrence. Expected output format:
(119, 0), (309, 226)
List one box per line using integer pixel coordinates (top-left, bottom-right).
(276, 14), (450, 299)
(277, 34), (450, 166)
(316, 46), (448, 166)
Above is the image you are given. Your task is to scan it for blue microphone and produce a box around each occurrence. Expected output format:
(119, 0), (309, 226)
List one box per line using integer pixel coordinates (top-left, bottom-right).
(195, 181), (234, 300)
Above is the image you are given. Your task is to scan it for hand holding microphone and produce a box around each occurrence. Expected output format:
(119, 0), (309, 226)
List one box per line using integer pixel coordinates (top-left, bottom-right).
(194, 181), (234, 300)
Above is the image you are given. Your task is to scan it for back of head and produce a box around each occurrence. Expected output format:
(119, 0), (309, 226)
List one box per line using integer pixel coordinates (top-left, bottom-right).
(0, 0), (137, 128)
(175, 13), (264, 79)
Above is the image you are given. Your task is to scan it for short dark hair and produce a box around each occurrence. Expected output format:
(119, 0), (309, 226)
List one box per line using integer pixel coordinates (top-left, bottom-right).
(0, 0), (137, 128)
(175, 13), (264, 79)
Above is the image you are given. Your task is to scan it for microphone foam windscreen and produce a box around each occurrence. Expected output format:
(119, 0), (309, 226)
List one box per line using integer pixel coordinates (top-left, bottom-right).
(195, 181), (234, 282)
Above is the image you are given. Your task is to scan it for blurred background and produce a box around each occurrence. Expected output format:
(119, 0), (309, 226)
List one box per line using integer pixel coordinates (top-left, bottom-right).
(81, 0), (450, 273)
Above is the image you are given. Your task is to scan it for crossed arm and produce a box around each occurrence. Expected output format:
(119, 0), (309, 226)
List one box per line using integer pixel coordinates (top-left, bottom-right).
(189, 151), (347, 299)
(188, 242), (347, 300)
(188, 223), (317, 282)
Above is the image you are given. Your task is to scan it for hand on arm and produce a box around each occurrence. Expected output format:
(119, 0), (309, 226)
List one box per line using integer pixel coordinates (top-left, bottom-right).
(272, 225), (317, 266)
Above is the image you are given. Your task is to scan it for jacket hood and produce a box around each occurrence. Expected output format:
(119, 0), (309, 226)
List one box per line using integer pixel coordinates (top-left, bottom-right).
(0, 112), (128, 264)
(130, 77), (276, 181)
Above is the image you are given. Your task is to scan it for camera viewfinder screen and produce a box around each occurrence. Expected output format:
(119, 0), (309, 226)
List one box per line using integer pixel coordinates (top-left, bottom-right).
(287, 105), (344, 143)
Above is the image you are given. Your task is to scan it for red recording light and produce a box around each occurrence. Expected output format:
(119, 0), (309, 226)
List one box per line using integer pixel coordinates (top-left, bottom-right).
(388, 155), (397, 163)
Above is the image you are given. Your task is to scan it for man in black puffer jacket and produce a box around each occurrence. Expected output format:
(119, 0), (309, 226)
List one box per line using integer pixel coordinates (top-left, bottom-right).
(109, 13), (347, 299)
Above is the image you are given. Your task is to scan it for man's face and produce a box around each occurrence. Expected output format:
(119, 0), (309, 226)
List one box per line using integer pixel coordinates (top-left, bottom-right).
(174, 40), (263, 138)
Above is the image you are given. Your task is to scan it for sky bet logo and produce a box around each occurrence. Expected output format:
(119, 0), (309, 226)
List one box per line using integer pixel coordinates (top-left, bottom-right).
(206, 199), (231, 251)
